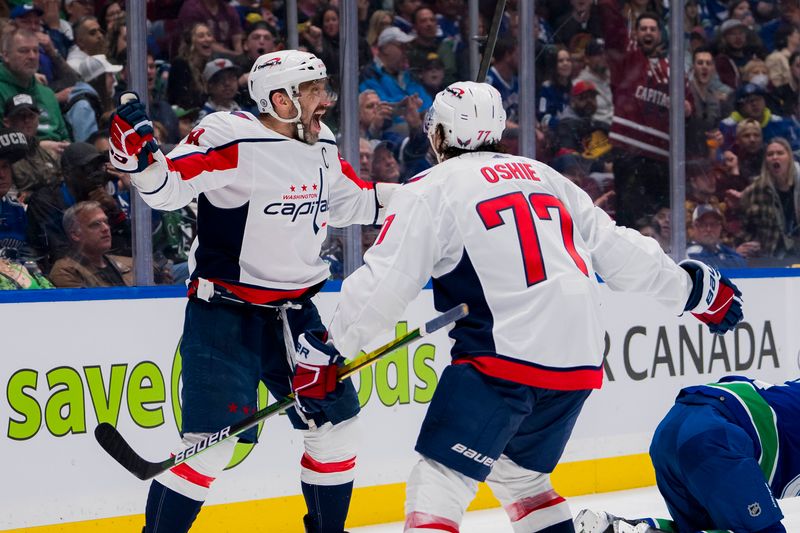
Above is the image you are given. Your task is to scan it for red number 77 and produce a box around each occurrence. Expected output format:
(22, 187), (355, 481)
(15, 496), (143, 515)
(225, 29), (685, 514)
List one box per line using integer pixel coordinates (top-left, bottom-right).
(477, 191), (589, 287)
(477, 130), (492, 141)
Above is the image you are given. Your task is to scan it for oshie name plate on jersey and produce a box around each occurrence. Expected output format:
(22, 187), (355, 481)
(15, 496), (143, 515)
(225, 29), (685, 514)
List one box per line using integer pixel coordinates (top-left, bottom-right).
(480, 160), (541, 183)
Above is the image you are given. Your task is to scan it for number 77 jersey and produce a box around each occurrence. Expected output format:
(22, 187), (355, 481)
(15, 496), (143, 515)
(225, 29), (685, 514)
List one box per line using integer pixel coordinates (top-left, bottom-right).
(330, 151), (694, 391)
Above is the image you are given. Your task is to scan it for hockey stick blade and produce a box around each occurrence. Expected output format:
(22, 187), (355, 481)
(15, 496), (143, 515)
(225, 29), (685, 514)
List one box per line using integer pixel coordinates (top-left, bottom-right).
(95, 303), (468, 480)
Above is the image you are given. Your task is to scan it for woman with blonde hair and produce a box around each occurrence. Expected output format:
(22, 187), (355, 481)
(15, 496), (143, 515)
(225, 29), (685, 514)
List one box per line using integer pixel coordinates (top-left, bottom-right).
(366, 10), (393, 49)
(740, 137), (800, 258)
(167, 22), (216, 110)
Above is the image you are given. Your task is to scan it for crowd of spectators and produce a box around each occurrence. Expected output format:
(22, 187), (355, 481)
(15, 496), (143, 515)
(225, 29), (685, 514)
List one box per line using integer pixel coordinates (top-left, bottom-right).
(1, 0), (800, 291)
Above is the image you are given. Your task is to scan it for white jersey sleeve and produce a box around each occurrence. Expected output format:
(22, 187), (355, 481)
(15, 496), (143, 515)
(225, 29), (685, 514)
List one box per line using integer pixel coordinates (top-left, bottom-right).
(130, 112), (240, 210)
(329, 186), (440, 358)
(548, 165), (692, 315)
(326, 152), (380, 228)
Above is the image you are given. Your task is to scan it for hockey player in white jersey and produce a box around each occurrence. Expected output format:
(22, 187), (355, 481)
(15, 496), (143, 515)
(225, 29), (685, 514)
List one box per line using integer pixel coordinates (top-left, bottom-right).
(108, 51), (397, 533)
(324, 81), (744, 533)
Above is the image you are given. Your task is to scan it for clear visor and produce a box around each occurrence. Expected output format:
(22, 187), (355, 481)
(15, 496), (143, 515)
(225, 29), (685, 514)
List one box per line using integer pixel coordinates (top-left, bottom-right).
(298, 78), (337, 105)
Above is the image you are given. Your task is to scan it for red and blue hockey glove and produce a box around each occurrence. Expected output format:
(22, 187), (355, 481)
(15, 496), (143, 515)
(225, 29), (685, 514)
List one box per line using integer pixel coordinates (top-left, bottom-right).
(109, 91), (160, 173)
(292, 330), (340, 402)
(680, 259), (743, 335)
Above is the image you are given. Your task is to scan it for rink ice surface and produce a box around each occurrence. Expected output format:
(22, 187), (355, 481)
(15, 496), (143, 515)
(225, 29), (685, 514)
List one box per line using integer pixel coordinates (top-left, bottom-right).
(351, 486), (800, 532)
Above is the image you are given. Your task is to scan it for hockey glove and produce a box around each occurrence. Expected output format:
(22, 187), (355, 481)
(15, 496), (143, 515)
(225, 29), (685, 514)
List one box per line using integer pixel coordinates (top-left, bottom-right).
(680, 259), (743, 335)
(292, 330), (340, 401)
(109, 91), (160, 173)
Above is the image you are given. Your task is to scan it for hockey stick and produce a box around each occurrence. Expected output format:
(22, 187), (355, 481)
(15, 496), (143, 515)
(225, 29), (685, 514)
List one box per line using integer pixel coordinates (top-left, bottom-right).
(477, 0), (508, 81)
(95, 303), (469, 481)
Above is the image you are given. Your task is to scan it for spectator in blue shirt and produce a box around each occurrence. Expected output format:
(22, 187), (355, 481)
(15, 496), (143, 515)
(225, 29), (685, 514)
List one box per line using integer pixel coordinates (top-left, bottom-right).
(359, 27), (433, 114)
(686, 204), (750, 268)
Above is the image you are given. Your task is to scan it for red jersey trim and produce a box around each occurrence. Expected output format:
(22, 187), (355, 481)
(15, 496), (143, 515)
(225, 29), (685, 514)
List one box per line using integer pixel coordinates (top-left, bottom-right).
(404, 512), (460, 533)
(171, 143), (239, 181)
(300, 452), (356, 473)
(169, 461), (215, 488)
(454, 356), (603, 390)
(504, 490), (565, 522)
(338, 155), (375, 189)
(187, 278), (315, 305)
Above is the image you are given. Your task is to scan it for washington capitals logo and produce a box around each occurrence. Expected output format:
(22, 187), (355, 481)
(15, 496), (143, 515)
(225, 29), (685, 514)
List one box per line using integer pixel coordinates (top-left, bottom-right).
(445, 86), (465, 98)
(456, 137), (471, 147)
(255, 57), (282, 70)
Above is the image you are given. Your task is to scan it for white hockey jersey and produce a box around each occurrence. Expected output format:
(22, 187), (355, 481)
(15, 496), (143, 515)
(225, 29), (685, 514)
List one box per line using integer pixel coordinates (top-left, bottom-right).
(131, 111), (380, 303)
(329, 152), (694, 391)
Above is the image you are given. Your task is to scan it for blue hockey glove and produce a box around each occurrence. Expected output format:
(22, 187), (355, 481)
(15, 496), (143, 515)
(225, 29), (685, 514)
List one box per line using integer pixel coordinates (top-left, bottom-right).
(680, 259), (743, 335)
(109, 91), (160, 173)
(292, 330), (340, 402)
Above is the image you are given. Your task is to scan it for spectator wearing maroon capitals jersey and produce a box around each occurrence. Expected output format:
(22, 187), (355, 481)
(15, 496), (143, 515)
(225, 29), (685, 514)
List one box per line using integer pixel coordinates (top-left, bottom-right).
(597, 0), (686, 227)
(109, 50), (399, 533)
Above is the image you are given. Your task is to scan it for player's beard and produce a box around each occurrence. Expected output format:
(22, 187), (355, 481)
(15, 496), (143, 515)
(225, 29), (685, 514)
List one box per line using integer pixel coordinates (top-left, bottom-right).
(298, 107), (325, 144)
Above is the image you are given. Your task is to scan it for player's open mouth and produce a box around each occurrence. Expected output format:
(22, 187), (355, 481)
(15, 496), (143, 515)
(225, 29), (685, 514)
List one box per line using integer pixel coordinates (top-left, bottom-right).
(311, 111), (324, 132)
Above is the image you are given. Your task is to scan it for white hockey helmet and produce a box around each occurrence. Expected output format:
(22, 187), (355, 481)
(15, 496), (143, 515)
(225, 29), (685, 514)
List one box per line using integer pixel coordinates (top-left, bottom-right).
(424, 81), (506, 161)
(248, 50), (328, 121)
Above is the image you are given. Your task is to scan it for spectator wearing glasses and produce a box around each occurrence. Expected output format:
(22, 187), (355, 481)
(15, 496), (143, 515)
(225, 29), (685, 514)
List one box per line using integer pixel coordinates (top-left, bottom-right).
(197, 58), (241, 121)
(0, 27), (70, 141)
(67, 16), (106, 71)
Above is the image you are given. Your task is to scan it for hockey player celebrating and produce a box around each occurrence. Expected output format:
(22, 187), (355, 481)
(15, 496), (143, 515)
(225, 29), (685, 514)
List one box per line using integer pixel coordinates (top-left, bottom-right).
(576, 375), (800, 533)
(108, 51), (396, 533)
(322, 81), (744, 533)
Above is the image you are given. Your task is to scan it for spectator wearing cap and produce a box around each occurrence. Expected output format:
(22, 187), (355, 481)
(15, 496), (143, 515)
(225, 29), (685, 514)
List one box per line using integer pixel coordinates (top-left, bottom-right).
(198, 58), (241, 121)
(686, 204), (750, 269)
(26, 142), (130, 272)
(66, 16), (106, 71)
(537, 45), (572, 131)
(48, 201), (134, 288)
(2, 94), (64, 198)
(0, 27), (69, 141)
(418, 53), (446, 99)
(486, 38), (520, 124)
(686, 45), (733, 159)
(394, 0), (422, 35)
(553, 80), (602, 154)
(719, 83), (800, 152)
(178, 0), (243, 57)
(0, 126), (54, 289)
(359, 26), (433, 113)
(65, 54), (121, 141)
(574, 38), (612, 126)
(11, 3), (76, 89)
(714, 18), (764, 90)
(766, 25), (800, 89)
(407, 7), (441, 74)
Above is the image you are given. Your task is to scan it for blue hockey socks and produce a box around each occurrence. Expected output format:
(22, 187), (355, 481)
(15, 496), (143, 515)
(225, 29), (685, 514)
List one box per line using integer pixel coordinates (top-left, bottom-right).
(302, 481), (353, 533)
(144, 480), (203, 533)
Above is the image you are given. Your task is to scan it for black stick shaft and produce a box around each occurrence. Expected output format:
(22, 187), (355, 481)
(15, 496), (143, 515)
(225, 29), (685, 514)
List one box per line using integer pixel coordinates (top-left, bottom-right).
(477, 0), (508, 81)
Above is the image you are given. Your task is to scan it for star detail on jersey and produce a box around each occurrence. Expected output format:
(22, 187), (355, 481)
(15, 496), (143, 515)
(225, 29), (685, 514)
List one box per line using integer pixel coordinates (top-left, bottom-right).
(290, 185), (296, 192)
(302, 184), (308, 191)
(228, 402), (238, 413)
(312, 184), (318, 190)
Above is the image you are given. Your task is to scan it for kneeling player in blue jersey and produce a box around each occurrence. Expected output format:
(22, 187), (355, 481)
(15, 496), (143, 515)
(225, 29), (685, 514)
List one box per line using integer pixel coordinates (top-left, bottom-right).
(576, 376), (800, 533)
(322, 81), (745, 533)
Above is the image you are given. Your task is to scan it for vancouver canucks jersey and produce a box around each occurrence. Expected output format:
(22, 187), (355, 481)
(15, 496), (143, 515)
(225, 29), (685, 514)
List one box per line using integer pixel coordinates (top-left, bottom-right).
(130, 111), (379, 296)
(679, 376), (800, 498)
